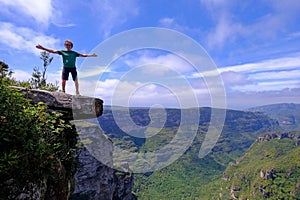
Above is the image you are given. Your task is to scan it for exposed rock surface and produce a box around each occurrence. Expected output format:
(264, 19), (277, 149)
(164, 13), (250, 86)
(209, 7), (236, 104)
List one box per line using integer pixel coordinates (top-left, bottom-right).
(10, 86), (103, 120)
(256, 132), (300, 145)
(70, 147), (136, 200)
(6, 88), (136, 200)
(70, 122), (136, 200)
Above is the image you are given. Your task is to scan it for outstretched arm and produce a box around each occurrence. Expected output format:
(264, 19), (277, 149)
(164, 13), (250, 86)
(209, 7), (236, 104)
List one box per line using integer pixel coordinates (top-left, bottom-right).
(36, 44), (59, 54)
(79, 53), (98, 57)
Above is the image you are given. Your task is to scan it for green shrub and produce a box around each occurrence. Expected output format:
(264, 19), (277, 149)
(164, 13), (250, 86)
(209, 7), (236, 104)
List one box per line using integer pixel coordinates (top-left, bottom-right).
(0, 73), (77, 185)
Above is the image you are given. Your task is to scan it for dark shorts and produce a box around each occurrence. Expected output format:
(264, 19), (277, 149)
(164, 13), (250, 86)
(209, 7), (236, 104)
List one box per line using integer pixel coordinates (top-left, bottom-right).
(62, 67), (77, 81)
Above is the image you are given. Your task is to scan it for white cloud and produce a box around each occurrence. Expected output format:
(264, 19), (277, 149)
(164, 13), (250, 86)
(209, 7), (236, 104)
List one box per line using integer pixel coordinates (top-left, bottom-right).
(249, 70), (300, 81)
(158, 17), (186, 32)
(0, 22), (60, 55)
(124, 82), (211, 108)
(82, 76), (205, 108)
(45, 69), (61, 82)
(233, 80), (300, 92)
(200, 0), (231, 13)
(124, 52), (195, 75)
(159, 18), (175, 27)
(219, 54), (300, 74)
(79, 65), (110, 78)
(199, 3), (236, 42)
(0, 0), (53, 25)
(249, 1), (300, 41)
(194, 54), (300, 93)
(70, 73), (300, 109)
(11, 69), (31, 82)
(11, 68), (61, 88)
(80, 78), (120, 98)
(286, 31), (300, 40)
(200, 0), (242, 49)
(89, 0), (139, 38)
(221, 71), (252, 86)
(158, 17), (201, 37)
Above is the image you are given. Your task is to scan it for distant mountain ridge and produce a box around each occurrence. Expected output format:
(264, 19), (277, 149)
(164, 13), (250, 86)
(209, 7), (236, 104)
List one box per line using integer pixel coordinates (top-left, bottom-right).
(248, 103), (300, 131)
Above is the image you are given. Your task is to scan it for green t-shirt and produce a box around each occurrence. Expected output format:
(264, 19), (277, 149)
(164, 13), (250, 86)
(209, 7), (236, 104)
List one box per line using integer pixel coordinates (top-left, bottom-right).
(58, 50), (80, 68)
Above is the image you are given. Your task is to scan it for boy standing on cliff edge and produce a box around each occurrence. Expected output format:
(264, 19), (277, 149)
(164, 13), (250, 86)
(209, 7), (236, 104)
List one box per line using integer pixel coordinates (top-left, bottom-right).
(36, 40), (97, 95)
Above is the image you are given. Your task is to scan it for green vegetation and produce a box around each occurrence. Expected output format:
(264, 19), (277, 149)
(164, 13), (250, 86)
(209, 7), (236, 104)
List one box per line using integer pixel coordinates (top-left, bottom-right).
(0, 61), (77, 198)
(30, 66), (58, 91)
(130, 110), (299, 200)
(98, 107), (282, 199)
(30, 51), (58, 91)
(207, 131), (300, 199)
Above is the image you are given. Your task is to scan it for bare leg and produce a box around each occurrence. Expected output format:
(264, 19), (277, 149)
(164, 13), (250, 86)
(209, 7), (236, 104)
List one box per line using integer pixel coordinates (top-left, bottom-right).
(75, 79), (80, 95)
(62, 79), (66, 93)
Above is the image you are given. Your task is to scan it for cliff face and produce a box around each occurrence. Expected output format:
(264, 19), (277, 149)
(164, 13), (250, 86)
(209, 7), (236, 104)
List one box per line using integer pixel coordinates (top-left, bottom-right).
(70, 147), (135, 200)
(5, 88), (136, 200)
(70, 121), (136, 200)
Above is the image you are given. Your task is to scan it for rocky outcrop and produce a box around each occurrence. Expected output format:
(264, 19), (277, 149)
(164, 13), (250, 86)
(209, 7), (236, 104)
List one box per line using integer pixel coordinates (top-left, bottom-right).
(256, 132), (300, 145)
(70, 147), (136, 200)
(10, 86), (103, 120)
(7, 88), (136, 200)
(260, 168), (277, 180)
(71, 122), (136, 200)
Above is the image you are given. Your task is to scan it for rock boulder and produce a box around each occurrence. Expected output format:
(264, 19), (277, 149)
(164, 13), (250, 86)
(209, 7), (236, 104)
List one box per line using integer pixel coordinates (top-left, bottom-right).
(10, 86), (103, 120)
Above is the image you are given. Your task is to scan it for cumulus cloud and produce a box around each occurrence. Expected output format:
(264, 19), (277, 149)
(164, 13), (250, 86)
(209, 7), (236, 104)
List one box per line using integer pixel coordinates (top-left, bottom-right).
(92, 78), (204, 108)
(221, 71), (252, 87)
(0, 0), (76, 29)
(78, 53), (300, 109)
(11, 68), (60, 87)
(0, 0), (53, 26)
(0, 22), (60, 55)
(123, 52), (195, 74)
(11, 69), (32, 82)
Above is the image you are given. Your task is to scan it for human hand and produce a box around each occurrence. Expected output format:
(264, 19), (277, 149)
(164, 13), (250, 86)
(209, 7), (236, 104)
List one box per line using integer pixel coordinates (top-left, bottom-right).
(36, 44), (44, 50)
(91, 53), (98, 57)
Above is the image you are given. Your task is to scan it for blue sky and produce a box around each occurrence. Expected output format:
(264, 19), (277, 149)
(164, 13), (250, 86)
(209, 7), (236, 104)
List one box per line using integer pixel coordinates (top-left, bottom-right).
(0, 0), (300, 109)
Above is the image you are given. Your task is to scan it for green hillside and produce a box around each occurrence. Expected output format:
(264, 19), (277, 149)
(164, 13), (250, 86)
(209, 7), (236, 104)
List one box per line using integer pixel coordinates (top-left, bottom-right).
(97, 106), (300, 199)
(109, 108), (278, 199)
(248, 103), (300, 131)
(207, 131), (300, 200)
